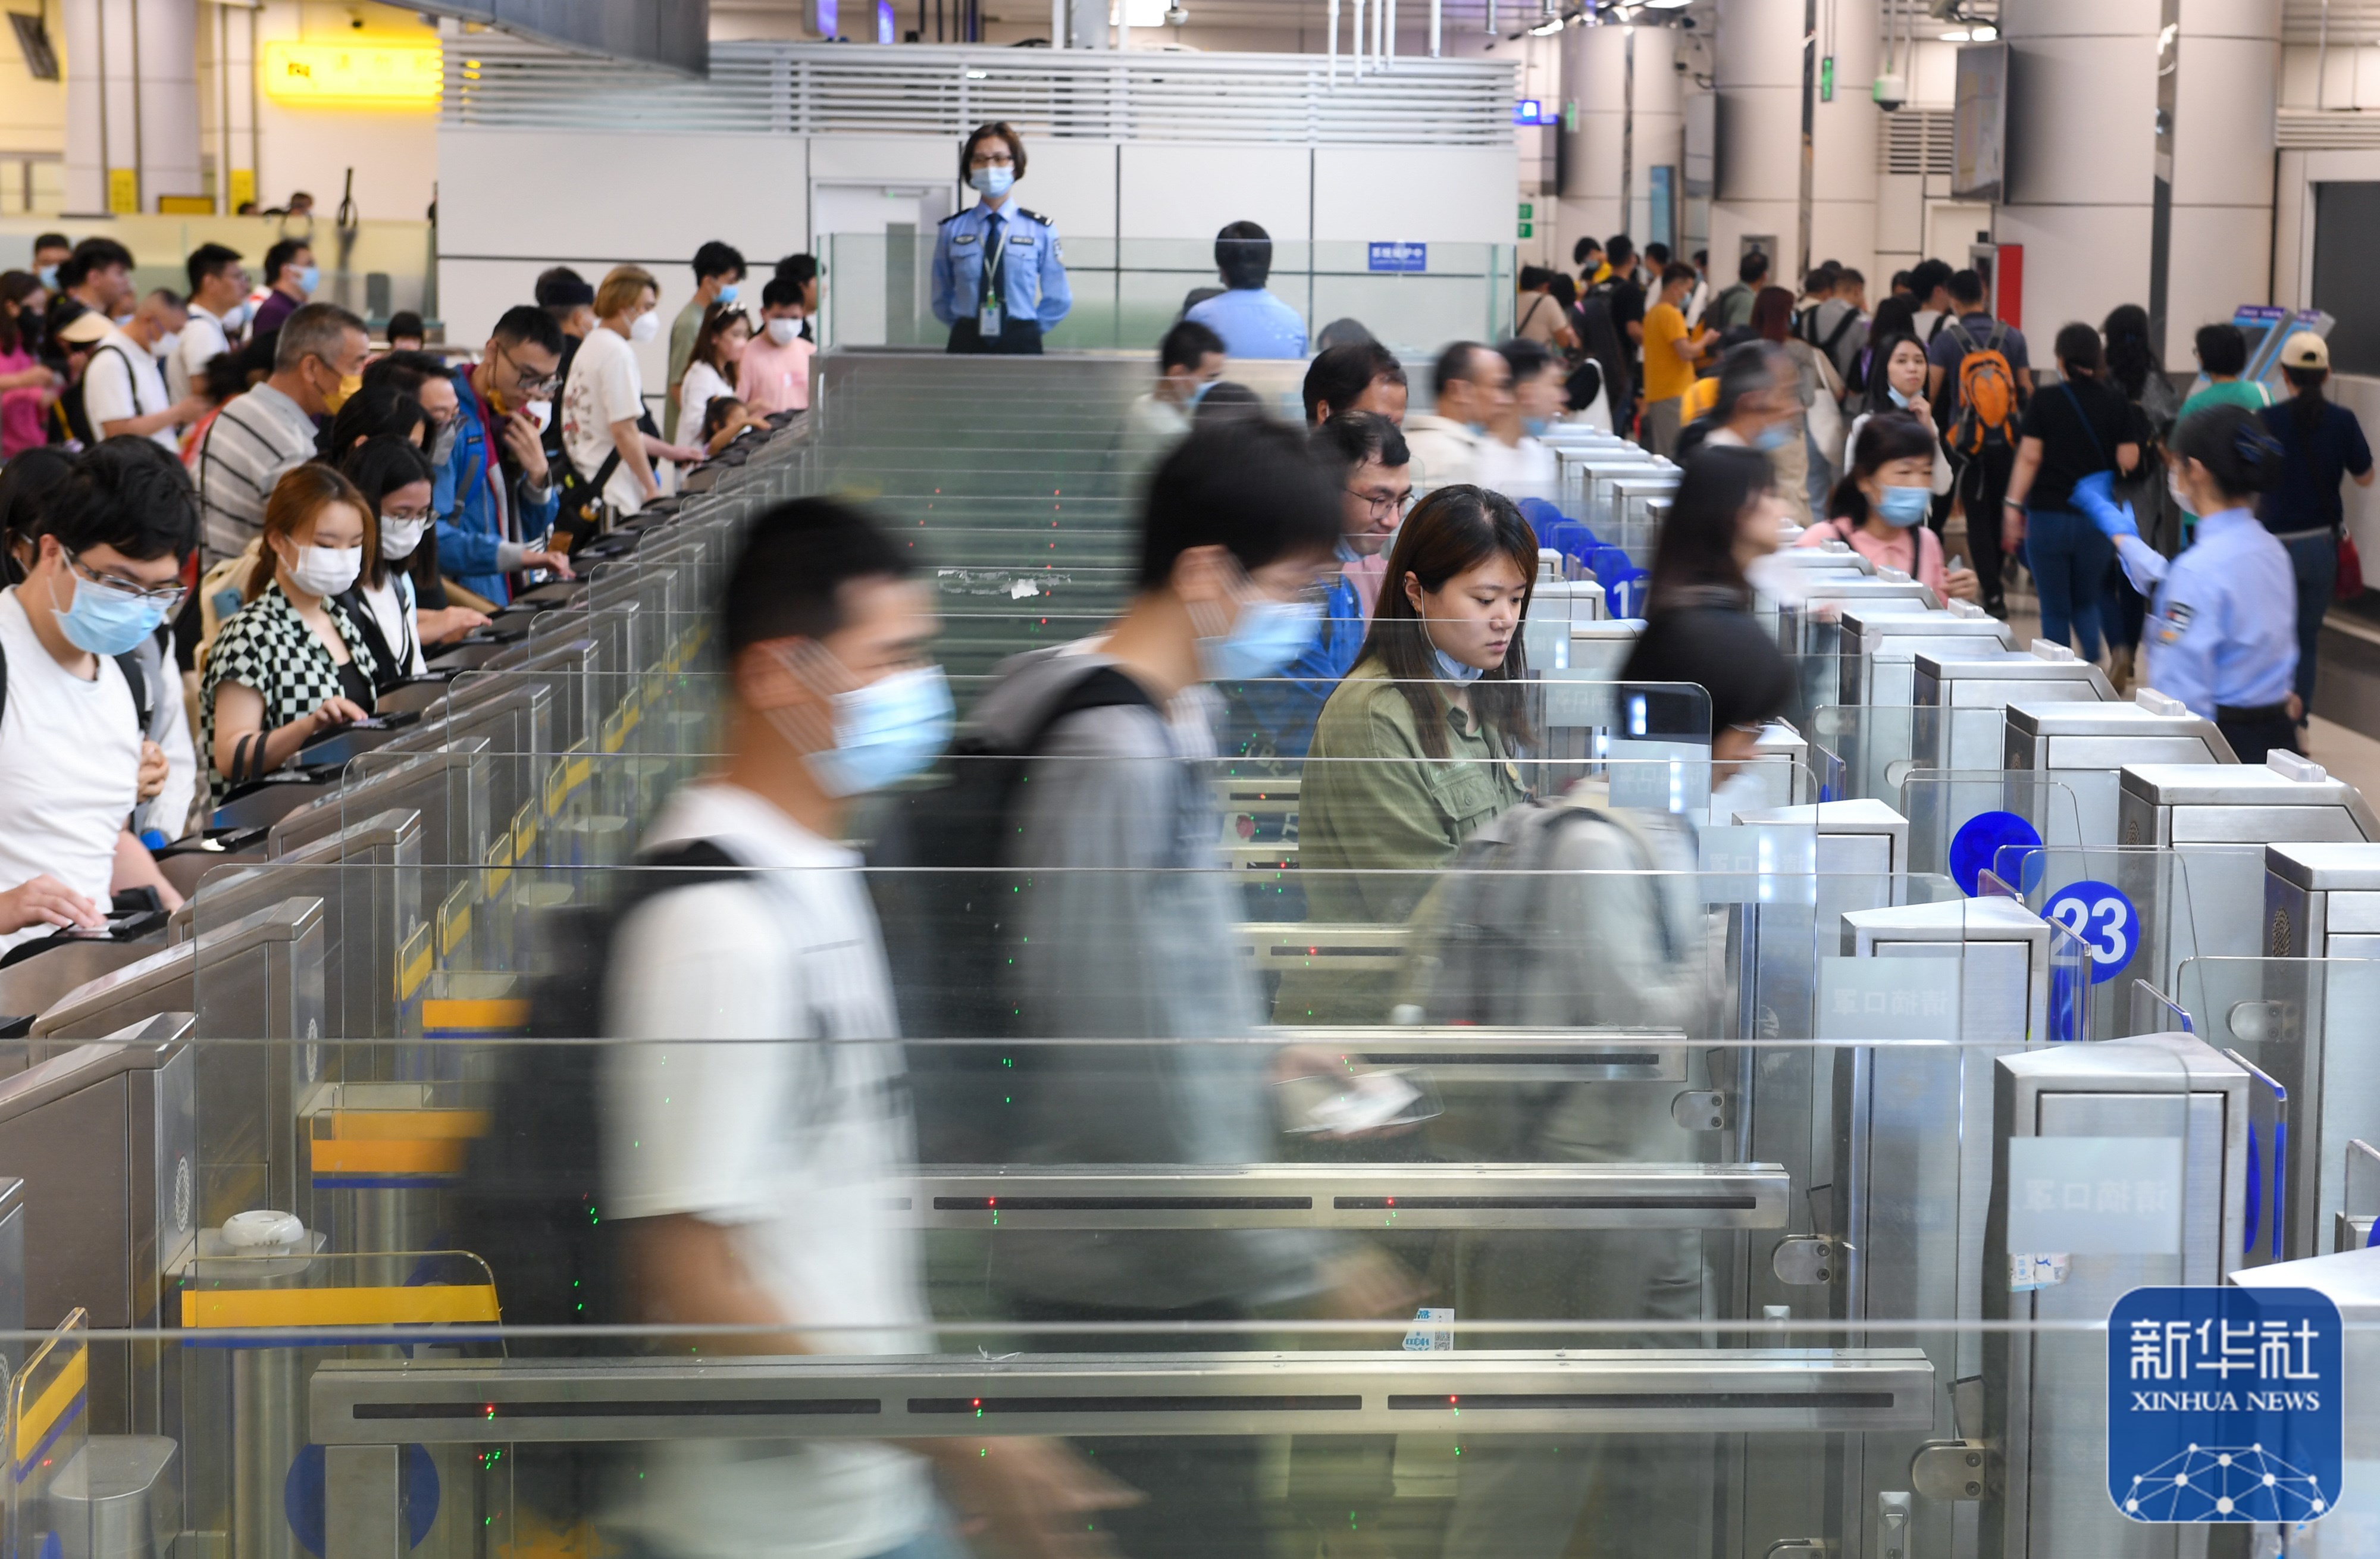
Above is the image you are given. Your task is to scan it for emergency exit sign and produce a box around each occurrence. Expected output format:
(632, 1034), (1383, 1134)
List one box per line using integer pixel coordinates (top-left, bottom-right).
(1518, 201), (1534, 239)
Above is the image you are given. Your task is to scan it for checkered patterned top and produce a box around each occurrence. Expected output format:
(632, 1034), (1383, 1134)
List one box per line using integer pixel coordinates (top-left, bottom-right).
(201, 582), (382, 804)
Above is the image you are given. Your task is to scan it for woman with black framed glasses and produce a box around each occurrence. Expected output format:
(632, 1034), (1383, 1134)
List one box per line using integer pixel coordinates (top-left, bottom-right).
(338, 435), (487, 688)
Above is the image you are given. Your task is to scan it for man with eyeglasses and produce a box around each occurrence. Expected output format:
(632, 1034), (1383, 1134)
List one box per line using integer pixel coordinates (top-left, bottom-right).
(194, 300), (369, 564)
(0, 443), (195, 951)
(434, 305), (574, 606)
(1227, 412), (1413, 761)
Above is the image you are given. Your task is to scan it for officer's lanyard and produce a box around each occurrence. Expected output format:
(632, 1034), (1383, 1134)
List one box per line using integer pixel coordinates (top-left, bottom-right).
(463, 380), (511, 537)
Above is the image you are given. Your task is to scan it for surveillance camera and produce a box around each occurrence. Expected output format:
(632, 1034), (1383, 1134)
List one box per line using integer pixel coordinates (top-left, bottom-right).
(1872, 72), (1906, 112)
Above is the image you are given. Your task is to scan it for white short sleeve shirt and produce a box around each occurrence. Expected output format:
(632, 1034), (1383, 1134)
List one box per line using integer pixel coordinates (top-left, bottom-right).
(0, 589), (141, 952)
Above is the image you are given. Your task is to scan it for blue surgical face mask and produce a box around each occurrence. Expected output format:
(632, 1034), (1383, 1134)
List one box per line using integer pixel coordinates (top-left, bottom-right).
(1886, 385), (1913, 409)
(1876, 484), (1931, 528)
(1200, 596), (1322, 681)
(1432, 646), (1486, 684)
(969, 165), (1015, 198)
(296, 264), (321, 294)
(1754, 423), (1793, 453)
(790, 663), (956, 798)
(716, 283), (739, 305)
(1523, 416), (1552, 439)
(1188, 378), (1217, 406)
(37, 264), (59, 291)
(53, 568), (168, 657)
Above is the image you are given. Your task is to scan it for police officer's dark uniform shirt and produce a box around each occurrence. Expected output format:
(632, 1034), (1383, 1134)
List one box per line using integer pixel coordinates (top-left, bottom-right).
(930, 198), (1072, 354)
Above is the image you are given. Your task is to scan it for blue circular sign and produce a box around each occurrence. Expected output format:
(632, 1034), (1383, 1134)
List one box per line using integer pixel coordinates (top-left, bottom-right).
(2042, 878), (2140, 985)
(1948, 809), (2042, 896)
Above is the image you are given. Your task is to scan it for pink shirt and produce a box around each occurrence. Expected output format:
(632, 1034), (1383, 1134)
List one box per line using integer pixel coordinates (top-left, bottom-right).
(735, 334), (813, 415)
(0, 346), (48, 459)
(1796, 515), (1950, 599)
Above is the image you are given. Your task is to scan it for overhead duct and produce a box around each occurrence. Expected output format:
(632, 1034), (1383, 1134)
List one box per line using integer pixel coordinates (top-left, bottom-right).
(415, 0), (709, 78)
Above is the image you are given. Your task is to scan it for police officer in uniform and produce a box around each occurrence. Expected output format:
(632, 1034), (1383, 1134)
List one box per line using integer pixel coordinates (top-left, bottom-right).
(931, 121), (1072, 355)
(2075, 402), (2302, 760)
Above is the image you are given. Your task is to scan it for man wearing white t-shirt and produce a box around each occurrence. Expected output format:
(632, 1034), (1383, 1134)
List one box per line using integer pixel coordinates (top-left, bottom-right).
(168, 243), (250, 404)
(83, 290), (208, 452)
(600, 498), (1131, 1559)
(0, 451), (193, 951)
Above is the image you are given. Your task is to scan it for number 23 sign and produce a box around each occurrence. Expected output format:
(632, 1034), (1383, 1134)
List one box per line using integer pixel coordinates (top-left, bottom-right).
(2044, 879), (2140, 986)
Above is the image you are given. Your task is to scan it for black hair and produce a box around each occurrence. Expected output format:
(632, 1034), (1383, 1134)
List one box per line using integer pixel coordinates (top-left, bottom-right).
(1357, 484), (1539, 758)
(722, 497), (915, 655)
(2195, 323), (2249, 377)
(72, 236), (134, 276)
(959, 122), (1028, 182)
(339, 434), (439, 593)
(1660, 262), (1698, 290)
(775, 253), (821, 287)
(319, 385), (427, 460)
(2101, 303), (2162, 402)
(1862, 330), (1927, 415)
(1804, 268), (1836, 295)
(1548, 274), (1577, 308)
(490, 303), (565, 358)
(1889, 270), (1913, 293)
(1314, 317), (1376, 351)
(386, 311), (425, 342)
(32, 233), (68, 255)
(2285, 362), (2331, 433)
(1573, 236), (1604, 266)
(362, 349), (449, 399)
(1908, 259), (1953, 299)
(760, 276), (805, 311)
(534, 266), (593, 312)
(262, 237), (311, 289)
(1310, 409), (1411, 476)
(1645, 242), (1671, 267)
(1605, 235), (1635, 266)
(1160, 318), (1225, 374)
(1431, 340), (1492, 399)
(1137, 418), (1340, 591)
(1647, 444), (1774, 609)
(1498, 335), (1555, 386)
(2053, 321), (2105, 377)
(1827, 411), (1939, 525)
(1519, 264), (1554, 291)
(701, 396), (749, 444)
(1737, 250), (1771, 284)
(186, 242), (243, 293)
(692, 241), (747, 283)
(0, 446), (76, 584)
(1948, 268), (1986, 307)
(1302, 340), (1405, 423)
(1216, 221), (1272, 290)
(2171, 402), (2287, 500)
(196, 350), (248, 405)
(39, 437), (200, 564)
(0, 270), (37, 356)
(1868, 294), (1918, 348)
(1192, 380), (1266, 424)
(1693, 248), (1709, 266)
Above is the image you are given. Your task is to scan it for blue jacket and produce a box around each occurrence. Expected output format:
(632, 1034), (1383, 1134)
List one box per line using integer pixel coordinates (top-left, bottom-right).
(434, 364), (560, 605)
(931, 200), (1072, 334)
(1228, 570), (1364, 759)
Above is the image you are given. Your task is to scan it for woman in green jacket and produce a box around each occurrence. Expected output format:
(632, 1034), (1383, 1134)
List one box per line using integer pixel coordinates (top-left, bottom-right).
(1276, 483), (1538, 1024)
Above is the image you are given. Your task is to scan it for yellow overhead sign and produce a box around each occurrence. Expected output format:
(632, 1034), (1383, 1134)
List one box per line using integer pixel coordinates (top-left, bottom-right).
(261, 39), (442, 108)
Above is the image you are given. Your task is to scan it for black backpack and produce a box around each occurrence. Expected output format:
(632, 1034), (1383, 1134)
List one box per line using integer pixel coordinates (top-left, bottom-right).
(0, 624), (161, 738)
(51, 345), (134, 448)
(866, 664), (1155, 1162)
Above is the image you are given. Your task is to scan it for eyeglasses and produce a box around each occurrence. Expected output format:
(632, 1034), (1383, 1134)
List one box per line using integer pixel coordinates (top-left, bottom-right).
(1348, 487), (1416, 518)
(970, 151), (1016, 167)
(381, 505), (436, 526)
(65, 549), (186, 613)
(496, 344), (560, 396)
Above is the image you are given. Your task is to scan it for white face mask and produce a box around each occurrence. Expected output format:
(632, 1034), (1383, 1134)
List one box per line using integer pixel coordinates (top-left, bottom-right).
(378, 516), (429, 560)
(151, 330), (181, 361)
(765, 317), (800, 347)
(628, 311), (660, 344)
(288, 543), (362, 598)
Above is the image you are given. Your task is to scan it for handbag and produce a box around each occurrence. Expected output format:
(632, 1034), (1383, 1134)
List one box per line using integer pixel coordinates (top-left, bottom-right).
(2339, 533), (2365, 601)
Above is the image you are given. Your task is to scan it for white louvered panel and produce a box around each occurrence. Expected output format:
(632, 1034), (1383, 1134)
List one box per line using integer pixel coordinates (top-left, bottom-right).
(446, 35), (1515, 145)
(2284, 0), (2380, 46)
(2277, 107), (2380, 146)
(1877, 107), (1953, 175)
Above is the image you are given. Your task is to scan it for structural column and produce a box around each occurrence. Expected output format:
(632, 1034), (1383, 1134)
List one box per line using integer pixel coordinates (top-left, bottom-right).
(64, 0), (202, 215)
(1997, 0), (2276, 355)
(1560, 20), (1683, 264)
(1711, 0), (1878, 289)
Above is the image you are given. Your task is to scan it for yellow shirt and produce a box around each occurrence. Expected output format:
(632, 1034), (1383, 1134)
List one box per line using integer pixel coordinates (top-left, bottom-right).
(1682, 372), (1721, 423)
(1642, 302), (1697, 403)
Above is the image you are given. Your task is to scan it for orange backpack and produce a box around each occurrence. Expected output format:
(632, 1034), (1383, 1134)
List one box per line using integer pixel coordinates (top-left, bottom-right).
(1944, 318), (2018, 456)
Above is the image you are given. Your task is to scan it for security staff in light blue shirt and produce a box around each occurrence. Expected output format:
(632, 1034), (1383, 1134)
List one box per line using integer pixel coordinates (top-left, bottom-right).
(1184, 220), (1310, 360)
(931, 121), (1071, 355)
(2075, 403), (2301, 761)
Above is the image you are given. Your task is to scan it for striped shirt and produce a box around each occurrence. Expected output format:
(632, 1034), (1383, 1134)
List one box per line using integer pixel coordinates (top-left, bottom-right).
(194, 383), (318, 564)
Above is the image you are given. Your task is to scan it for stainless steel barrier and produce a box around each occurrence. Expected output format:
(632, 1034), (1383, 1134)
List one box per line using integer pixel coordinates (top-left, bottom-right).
(2265, 841), (2380, 957)
(1984, 1033), (2248, 1559)
(2121, 753), (2378, 848)
(0, 1015), (193, 1433)
(1839, 604), (2014, 707)
(2003, 693), (2234, 847)
(1915, 646), (2117, 773)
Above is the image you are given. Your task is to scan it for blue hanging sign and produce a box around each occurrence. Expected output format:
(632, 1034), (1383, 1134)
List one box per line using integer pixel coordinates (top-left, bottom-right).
(1367, 242), (1428, 273)
(2042, 878), (2141, 985)
(2108, 1285), (2342, 1526)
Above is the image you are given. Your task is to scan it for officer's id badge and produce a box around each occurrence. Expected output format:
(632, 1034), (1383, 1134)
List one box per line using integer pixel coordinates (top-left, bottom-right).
(2148, 602), (2194, 647)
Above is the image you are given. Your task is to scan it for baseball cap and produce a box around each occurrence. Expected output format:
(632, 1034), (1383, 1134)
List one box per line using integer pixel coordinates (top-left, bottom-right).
(2279, 330), (2329, 371)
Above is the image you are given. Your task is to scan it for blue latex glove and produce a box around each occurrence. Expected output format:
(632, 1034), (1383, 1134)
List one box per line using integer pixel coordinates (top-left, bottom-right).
(2070, 469), (2140, 541)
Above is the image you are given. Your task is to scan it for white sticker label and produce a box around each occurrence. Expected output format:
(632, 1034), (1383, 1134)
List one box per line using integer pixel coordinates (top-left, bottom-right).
(2009, 1253), (2071, 1292)
(2007, 1137), (2185, 1256)
(1404, 1307), (1455, 1352)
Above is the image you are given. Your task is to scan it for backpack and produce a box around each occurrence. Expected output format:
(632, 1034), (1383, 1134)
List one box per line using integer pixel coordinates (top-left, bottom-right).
(1799, 306), (1861, 390)
(1944, 319), (2019, 456)
(866, 663), (1157, 1162)
(50, 345), (134, 449)
(0, 625), (159, 739)
(547, 443), (619, 556)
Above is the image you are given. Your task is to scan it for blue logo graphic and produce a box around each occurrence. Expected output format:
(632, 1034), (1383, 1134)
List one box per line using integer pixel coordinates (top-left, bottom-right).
(2043, 878), (2140, 985)
(1947, 809), (2040, 896)
(2108, 1286), (2341, 1526)
(1367, 242), (1427, 273)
